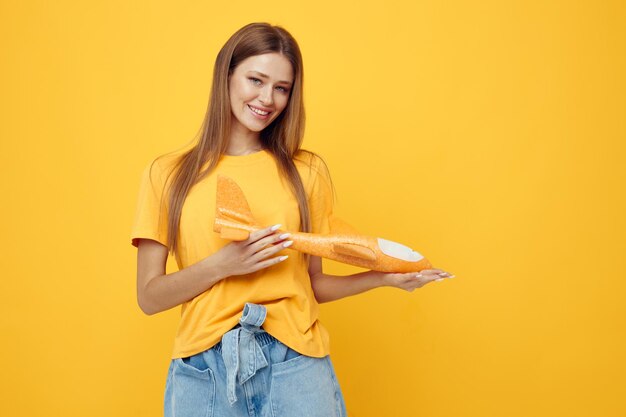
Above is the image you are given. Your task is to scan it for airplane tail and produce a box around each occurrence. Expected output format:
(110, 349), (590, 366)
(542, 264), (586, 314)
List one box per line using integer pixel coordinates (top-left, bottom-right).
(214, 174), (362, 240)
(214, 174), (261, 241)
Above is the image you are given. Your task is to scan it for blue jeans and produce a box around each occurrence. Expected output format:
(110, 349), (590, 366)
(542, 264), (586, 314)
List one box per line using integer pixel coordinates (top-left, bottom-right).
(164, 302), (348, 417)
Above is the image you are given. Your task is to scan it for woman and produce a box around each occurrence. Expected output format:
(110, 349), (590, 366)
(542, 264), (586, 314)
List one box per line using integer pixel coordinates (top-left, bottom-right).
(130, 22), (453, 417)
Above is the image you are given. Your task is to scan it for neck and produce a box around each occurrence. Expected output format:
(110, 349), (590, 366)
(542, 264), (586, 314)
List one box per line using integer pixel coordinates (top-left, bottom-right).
(226, 126), (263, 155)
(225, 144), (263, 156)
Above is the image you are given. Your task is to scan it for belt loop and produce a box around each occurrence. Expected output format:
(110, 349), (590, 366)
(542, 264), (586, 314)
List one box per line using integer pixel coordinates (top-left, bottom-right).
(220, 303), (269, 405)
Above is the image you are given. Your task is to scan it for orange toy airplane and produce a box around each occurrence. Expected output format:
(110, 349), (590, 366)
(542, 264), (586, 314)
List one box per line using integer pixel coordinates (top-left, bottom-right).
(213, 174), (433, 273)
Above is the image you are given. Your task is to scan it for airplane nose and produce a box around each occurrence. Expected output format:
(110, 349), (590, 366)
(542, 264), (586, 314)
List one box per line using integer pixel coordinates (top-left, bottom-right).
(377, 237), (425, 262)
(409, 251), (425, 261)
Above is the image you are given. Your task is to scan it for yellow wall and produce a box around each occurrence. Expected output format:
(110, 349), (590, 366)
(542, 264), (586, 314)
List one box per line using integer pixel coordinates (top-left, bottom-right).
(1, 1), (624, 416)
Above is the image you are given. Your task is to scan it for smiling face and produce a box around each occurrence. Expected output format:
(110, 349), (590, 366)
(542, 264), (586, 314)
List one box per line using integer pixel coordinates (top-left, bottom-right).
(228, 52), (294, 133)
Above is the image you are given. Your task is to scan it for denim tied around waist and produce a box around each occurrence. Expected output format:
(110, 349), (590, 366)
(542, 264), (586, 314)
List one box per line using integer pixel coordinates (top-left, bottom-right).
(219, 302), (271, 406)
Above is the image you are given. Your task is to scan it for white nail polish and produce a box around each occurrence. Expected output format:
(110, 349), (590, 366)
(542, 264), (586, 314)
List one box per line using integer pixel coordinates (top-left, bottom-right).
(283, 241), (293, 248)
(279, 255), (288, 261)
(271, 224), (281, 231)
(435, 278), (444, 282)
(279, 233), (291, 239)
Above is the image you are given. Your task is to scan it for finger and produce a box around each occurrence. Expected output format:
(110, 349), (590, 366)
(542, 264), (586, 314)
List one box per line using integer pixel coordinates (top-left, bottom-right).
(420, 269), (453, 278)
(252, 231), (292, 254)
(408, 274), (430, 287)
(252, 254), (289, 272)
(431, 274), (454, 283)
(252, 238), (293, 261)
(412, 271), (440, 279)
(411, 273), (443, 285)
(420, 268), (445, 274)
(247, 224), (282, 245)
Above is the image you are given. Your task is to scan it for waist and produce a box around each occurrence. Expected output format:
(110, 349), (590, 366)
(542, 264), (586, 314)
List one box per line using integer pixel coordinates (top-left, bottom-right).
(212, 324), (280, 355)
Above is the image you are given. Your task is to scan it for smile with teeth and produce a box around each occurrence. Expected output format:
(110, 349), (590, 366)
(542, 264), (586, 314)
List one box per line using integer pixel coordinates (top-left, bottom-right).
(248, 104), (271, 117)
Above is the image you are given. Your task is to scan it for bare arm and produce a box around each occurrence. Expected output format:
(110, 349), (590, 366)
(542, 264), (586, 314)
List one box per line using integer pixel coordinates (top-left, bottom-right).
(135, 225), (292, 315)
(135, 238), (225, 315)
(308, 255), (454, 303)
(308, 255), (385, 303)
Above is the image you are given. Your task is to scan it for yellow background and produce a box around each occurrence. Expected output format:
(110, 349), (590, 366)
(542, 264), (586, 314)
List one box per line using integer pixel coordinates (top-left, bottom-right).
(1, 1), (625, 416)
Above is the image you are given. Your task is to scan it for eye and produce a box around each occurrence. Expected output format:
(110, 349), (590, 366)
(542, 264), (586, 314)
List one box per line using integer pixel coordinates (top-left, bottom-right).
(249, 77), (289, 93)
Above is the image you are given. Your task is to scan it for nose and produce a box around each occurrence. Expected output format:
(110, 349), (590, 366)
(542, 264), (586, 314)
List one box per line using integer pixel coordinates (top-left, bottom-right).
(258, 87), (274, 106)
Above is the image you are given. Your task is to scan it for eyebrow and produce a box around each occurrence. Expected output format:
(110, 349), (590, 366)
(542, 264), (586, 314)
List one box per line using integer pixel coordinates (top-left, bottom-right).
(248, 70), (293, 86)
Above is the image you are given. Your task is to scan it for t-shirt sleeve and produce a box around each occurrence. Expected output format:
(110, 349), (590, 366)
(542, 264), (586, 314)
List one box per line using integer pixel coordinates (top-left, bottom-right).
(130, 158), (170, 248)
(308, 155), (335, 235)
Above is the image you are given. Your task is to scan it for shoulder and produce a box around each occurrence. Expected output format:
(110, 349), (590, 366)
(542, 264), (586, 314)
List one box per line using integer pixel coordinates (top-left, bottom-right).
(294, 149), (332, 180)
(294, 149), (334, 201)
(141, 150), (184, 190)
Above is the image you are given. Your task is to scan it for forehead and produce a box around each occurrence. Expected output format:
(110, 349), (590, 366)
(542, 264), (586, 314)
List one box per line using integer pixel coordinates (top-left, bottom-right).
(237, 53), (293, 82)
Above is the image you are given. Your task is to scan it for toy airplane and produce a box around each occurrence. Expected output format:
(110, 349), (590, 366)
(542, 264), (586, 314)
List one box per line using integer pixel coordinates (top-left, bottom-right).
(213, 174), (433, 273)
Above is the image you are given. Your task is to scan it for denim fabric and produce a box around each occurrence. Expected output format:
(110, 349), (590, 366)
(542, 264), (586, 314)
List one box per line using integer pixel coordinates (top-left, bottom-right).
(164, 302), (347, 417)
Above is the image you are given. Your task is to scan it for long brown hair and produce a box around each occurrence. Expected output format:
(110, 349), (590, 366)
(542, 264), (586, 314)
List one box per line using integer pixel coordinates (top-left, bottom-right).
(148, 22), (335, 266)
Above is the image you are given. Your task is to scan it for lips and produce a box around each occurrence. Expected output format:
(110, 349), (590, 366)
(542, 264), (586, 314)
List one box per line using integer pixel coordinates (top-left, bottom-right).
(249, 104), (272, 113)
(247, 104), (272, 116)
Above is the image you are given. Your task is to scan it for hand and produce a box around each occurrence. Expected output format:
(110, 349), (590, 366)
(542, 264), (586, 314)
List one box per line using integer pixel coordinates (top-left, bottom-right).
(211, 224), (293, 278)
(381, 268), (455, 292)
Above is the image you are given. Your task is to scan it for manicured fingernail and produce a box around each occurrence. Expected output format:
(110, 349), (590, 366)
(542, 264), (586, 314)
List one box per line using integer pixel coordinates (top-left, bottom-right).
(279, 233), (291, 239)
(438, 272), (446, 276)
(448, 275), (455, 278)
(435, 278), (444, 282)
(271, 224), (281, 231)
(279, 255), (288, 261)
(283, 240), (293, 248)
(415, 274), (423, 278)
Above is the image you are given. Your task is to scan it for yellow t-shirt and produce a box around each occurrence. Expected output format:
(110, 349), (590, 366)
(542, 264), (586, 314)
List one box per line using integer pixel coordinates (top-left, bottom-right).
(130, 149), (334, 359)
